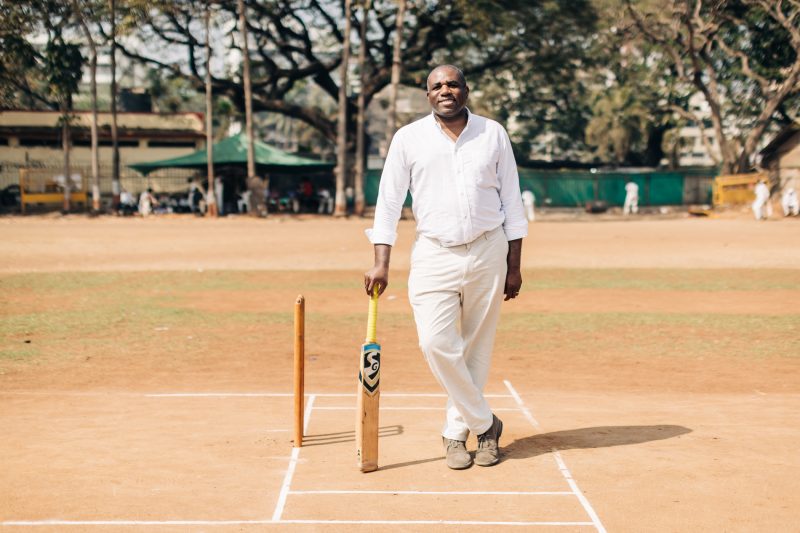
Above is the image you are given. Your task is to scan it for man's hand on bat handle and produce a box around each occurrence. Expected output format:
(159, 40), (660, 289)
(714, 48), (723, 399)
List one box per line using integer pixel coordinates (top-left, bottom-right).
(365, 244), (391, 296)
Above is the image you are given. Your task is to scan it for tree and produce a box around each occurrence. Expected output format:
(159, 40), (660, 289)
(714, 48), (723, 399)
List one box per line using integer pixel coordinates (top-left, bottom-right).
(0, 3), (49, 109)
(114, 1), (522, 210)
(585, 86), (650, 164)
(335, 0), (353, 217)
(236, 0), (262, 216)
(109, 0), (121, 208)
(466, 0), (601, 162)
(385, 0), (406, 151)
(354, 0), (372, 216)
(72, 0), (103, 212)
(46, 38), (84, 211)
(204, 0), (218, 217)
(625, 0), (800, 174)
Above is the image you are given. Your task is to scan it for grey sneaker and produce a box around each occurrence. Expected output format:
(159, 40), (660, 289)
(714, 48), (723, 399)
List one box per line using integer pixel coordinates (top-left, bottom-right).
(443, 437), (472, 469)
(475, 414), (503, 466)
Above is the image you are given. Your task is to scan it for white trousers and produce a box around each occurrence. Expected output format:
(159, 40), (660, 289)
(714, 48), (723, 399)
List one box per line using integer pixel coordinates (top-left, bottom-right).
(408, 225), (508, 441)
(623, 195), (638, 215)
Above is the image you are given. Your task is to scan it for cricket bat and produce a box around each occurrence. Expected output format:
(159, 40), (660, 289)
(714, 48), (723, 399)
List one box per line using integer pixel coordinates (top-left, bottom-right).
(356, 284), (381, 472)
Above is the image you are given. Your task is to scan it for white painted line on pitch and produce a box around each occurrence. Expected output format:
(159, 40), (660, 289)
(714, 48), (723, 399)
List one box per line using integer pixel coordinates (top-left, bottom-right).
(313, 406), (520, 411)
(146, 392), (512, 398)
(271, 393), (314, 522)
(145, 392), (294, 398)
(553, 451), (607, 533)
(2, 391), (513, 399)
(0, 515), (594, 528)
(502, 379), (606, 533)
(271, 446), (301, 522)
(503, 379), (541, 429)
(277, 519), (594, 526)
(290, 490), (573, 496)
(302, 394), (315, 436)
(1, 520), (274, 527)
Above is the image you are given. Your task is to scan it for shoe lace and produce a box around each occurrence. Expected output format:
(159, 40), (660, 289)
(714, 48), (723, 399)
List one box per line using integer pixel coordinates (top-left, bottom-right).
(446, 439), (464, 451)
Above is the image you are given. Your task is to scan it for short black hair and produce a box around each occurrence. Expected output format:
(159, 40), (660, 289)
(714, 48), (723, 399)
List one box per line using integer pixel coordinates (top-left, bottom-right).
(426, 65), (466, 89)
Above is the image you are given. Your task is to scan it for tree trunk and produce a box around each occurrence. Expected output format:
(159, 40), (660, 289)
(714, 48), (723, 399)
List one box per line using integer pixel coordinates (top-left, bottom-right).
(238, 0), (263, 216)
(89, 49), (100, 211)
(62, 105), (72, 212)
(334, 0), (352, 217)
(204, 0), (218, 217)
(109, 0), (120, 208)
(354, 0), (371, 216)
(385, 0), (406, 153)
(642, 124), (665, 168)
(73, 0), (100, 212)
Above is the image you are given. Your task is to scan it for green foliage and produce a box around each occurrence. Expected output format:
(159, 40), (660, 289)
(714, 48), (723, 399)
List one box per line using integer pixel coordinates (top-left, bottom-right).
(44, 40), (84, 107)
(585, 86), (650, 164)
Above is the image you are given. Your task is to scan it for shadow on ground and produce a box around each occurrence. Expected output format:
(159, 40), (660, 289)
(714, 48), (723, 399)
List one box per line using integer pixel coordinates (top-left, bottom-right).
(302, 424), (403, 447)
(504, 425), (692, 460)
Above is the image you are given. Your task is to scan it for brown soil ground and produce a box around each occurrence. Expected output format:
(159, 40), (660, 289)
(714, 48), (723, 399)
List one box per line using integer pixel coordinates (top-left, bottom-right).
(1, 212), (799, 532)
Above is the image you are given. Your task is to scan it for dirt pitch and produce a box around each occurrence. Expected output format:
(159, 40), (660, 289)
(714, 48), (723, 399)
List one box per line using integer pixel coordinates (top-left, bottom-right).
(1, 212), (799, 532)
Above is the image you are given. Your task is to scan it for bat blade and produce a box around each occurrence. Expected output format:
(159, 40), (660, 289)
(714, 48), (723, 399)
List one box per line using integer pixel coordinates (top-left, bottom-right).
(356, 341), (381, 472)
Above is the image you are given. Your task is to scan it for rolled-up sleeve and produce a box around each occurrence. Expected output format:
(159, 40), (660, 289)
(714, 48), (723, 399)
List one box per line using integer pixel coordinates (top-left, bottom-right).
(366, 130), (410, 246)
(496, 128), (528, 241)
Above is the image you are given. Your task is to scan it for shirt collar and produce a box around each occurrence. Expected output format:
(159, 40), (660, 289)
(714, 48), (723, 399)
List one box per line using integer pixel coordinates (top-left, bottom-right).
(430, 107), (472, 129)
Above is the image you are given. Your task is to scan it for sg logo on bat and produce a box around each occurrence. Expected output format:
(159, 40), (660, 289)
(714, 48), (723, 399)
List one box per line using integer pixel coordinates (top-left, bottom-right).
(359, 344), (381, 396)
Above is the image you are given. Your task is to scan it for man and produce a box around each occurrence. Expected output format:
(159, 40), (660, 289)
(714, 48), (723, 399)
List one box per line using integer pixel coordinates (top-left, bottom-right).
(781, 186), (798, 217)
(521, 189), (536, 222)
(623, 180), (639, 215)
(752, 179), (772, 220)
(364, 65), (528, 470)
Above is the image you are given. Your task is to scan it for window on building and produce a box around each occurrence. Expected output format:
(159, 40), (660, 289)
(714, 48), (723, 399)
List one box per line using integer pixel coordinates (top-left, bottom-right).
(72, 139), (138, 147)
(19, 138), (61, 147)
(148, 140), (198, 148)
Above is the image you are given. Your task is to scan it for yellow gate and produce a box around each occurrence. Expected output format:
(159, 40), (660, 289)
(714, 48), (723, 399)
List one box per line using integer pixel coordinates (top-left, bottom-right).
(19, 168), (88, 213)
(712, 173), (766, 206)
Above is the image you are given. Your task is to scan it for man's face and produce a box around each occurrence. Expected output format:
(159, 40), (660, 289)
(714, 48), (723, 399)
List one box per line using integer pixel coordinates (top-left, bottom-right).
(426, 67), (468, 119)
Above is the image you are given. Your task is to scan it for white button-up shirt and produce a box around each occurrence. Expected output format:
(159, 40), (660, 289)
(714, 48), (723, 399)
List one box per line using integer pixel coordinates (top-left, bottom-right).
(367, 110), (528, 247)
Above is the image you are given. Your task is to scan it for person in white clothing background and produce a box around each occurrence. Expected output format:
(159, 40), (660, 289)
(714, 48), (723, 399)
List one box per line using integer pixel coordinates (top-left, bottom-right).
(521, 189), (536, 221)
(623, 180), (639, 215)
(364, 65), (528, 470)
(752, 179), (772, 220)
(781, 187), (798, 217)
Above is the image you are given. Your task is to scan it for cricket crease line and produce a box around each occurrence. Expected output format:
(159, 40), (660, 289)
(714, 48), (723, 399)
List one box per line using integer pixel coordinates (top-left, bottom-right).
(302, 394), (315, 437)
(277, 519), (595, 526)
(289, 490), (573, 496)
(313, 406), (520, 411)
(272, 394), (315, 523)
(145, 393), (294, 398)
(2, 391), (513, 399)
(143, 392), (513, 398)
(502, 379), (606, 533)
(0, 520), (275, 526)
(0, 520), (594, 527)
(552, 450), (607, 533)
(503, 379), (541, 429)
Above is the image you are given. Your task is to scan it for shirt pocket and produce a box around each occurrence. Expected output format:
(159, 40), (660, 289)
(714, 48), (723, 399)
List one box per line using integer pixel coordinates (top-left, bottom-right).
(463, 148), (499, 189)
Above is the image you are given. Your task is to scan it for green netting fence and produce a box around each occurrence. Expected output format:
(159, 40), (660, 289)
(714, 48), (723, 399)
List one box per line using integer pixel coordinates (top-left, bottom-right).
(366, 168), (715, 207)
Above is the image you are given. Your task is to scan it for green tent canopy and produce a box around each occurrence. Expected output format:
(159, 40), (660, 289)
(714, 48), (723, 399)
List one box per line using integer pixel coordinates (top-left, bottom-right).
(128, 133), (333, 176)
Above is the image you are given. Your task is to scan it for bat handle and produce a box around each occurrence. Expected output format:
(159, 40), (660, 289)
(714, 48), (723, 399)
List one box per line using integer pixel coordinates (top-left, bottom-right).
(366, 284), (379, 343)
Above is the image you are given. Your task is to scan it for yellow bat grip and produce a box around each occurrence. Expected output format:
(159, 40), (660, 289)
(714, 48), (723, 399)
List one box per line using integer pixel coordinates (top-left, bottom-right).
(366, 284), (379, 343)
